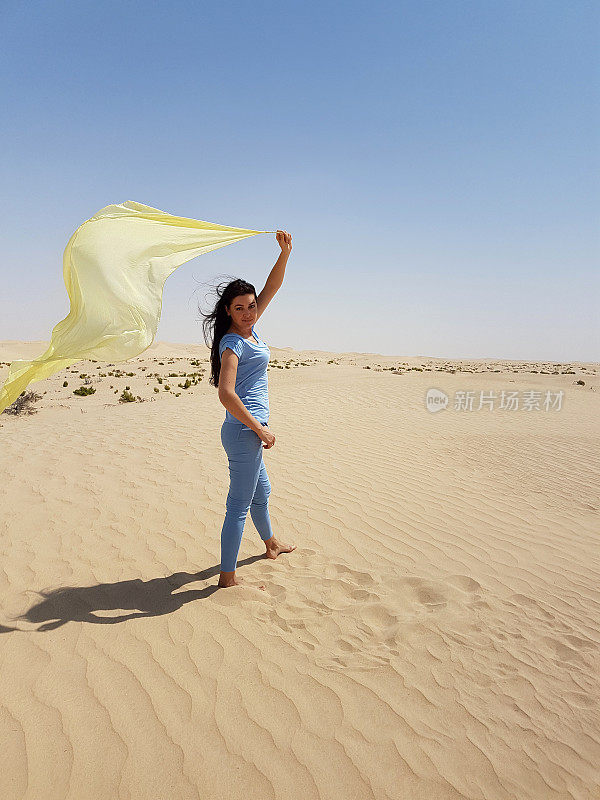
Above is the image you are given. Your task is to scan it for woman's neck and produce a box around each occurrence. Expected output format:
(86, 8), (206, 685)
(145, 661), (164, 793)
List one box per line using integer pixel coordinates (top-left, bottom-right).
(228, 323), (254, 339)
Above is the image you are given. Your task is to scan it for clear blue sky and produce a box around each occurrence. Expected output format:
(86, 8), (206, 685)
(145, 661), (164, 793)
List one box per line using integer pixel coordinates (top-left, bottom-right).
(1, 0), (598, 361)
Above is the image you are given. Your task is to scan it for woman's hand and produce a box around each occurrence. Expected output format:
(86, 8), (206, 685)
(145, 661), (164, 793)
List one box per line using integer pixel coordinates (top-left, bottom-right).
(258, 425), (276, 449)
(276, 230), (292, 257)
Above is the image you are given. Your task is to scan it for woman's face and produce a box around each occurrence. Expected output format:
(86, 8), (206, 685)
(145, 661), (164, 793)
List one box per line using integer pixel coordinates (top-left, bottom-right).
(227, 293), (257, 328)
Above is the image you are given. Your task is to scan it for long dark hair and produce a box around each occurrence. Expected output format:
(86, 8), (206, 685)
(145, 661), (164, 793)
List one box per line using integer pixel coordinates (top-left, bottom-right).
(198, 278), (257, 388)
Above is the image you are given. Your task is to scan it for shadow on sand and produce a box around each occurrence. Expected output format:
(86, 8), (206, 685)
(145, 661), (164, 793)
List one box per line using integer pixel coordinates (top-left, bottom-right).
(0, 554), (267, 632)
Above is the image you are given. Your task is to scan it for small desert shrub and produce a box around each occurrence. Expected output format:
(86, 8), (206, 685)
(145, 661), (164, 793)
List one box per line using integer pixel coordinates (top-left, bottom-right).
(2, 390), (43, 415)
(73, 386), (96, 396)
(119, 390), (136, 403)
(63, 381), (68, 387)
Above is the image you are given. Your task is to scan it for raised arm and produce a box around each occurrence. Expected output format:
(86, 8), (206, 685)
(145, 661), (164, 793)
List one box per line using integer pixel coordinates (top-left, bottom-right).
(256, 230), (292, 320)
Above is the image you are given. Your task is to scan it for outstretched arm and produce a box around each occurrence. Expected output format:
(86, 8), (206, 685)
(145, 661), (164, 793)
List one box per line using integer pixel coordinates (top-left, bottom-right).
(256, 230), (292, 318)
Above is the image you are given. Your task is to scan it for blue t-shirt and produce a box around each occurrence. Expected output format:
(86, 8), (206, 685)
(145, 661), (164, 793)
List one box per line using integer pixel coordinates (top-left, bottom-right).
(218, 324), (270, 427)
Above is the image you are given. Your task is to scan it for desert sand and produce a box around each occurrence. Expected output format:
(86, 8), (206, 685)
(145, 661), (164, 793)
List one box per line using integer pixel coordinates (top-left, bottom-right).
(0, 339), (599, 800)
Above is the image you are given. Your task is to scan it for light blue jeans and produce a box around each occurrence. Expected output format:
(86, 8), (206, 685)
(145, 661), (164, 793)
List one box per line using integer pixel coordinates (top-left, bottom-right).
(219, 420), (274, 572)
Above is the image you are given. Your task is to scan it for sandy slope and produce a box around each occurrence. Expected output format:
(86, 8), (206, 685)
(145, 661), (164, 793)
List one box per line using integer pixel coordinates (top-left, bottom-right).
(0, 341), (598, 800)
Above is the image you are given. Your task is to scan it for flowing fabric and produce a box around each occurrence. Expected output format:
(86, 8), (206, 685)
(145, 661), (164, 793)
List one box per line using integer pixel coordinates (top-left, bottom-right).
(0, 201), (274, 414)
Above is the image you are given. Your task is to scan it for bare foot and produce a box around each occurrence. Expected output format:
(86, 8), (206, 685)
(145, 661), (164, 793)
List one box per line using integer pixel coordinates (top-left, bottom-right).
(265, 537), (297, 560)
(218, 571), (244, 588)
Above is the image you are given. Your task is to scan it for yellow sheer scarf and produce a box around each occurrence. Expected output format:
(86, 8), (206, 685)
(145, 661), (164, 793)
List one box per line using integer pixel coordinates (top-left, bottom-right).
(0, 201), (273, 414)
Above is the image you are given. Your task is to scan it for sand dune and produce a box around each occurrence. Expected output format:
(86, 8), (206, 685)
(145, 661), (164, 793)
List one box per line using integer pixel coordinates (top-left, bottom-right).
(0, 341), (599, 800)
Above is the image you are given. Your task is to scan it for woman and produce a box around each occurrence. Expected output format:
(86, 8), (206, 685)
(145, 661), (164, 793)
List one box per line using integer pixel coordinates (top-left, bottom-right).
(203, 230), (297, 588)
